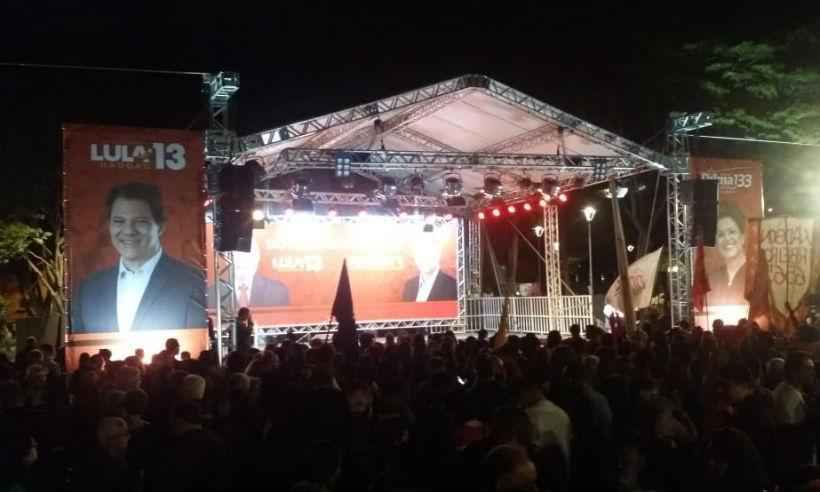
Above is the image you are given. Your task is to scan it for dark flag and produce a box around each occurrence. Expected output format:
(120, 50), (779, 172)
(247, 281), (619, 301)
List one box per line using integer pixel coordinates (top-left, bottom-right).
(331, 259), (354, 322)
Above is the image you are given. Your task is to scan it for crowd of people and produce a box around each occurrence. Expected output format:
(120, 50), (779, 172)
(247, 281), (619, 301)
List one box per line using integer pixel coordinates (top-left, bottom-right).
(3, 315), (820, 492)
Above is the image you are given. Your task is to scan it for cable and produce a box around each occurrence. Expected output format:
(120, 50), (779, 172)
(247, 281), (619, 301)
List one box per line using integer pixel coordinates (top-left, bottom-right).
(0, 62), (206, 77)
(691, 134), (820, 148)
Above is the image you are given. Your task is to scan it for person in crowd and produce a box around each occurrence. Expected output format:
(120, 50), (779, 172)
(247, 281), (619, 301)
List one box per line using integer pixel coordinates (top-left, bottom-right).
(236, 307), (255, 352)
(72, 182), (206, 333)
(773, 351), (815, 425)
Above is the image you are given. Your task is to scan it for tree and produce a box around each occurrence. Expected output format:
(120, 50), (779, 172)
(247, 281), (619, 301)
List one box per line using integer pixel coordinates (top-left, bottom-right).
(685, 26), (820, 144)
(0, 220), (65, 335)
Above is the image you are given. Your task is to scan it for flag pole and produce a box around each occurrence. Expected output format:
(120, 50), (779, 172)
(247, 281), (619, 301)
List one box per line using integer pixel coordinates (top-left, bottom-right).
(610, 178), (636, 336)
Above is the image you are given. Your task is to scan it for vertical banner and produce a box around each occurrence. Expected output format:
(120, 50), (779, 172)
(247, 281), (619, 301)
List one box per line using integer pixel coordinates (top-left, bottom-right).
(690, 158), (763, 327)
(761, 217), (814, 330)
(64, 125), (206, 368)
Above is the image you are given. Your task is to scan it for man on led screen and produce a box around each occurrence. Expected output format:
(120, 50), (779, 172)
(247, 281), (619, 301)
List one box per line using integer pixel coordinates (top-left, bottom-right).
(71, 182), (206, 333)
(402, 226), (457, 302)
(233, 237), (290, 307)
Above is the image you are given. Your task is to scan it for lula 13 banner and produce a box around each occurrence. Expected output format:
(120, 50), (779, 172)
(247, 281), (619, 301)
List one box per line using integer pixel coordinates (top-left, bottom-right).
(63, 124), (207, 367)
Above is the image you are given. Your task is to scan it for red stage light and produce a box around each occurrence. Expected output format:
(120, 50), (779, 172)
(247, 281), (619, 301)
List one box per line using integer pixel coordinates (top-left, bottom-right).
(523, 203), (533, 211)
(507, 205), (516, 214)
(558, 193), (568, 203)
(477, 211), (486, 220)
(327, 209), (338, 217)
(491, 209), (501, 217)
(539, 199), (548, 208)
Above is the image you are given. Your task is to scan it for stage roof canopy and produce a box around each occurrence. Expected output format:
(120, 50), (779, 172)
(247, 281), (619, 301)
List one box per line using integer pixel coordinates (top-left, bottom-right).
(237, 74), (667, 199)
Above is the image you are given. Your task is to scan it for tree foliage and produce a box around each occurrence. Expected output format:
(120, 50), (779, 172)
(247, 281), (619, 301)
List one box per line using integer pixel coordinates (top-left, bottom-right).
(0, 220), (65, 318)
(685, 27), (820, 144)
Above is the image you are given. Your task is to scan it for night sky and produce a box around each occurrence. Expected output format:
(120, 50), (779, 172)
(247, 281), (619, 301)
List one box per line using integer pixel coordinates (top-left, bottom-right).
(2, 3), (816, 291)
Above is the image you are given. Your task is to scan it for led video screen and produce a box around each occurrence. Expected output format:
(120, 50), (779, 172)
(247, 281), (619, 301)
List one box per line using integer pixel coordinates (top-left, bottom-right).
(207, 216), (459, 325)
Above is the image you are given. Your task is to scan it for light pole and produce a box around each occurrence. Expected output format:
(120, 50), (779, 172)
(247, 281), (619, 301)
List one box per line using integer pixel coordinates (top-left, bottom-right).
(582, 206), (597, 296)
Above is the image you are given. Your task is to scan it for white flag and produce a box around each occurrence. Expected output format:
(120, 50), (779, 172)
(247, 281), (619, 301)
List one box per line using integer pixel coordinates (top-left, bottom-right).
(605, 247), (663, 313)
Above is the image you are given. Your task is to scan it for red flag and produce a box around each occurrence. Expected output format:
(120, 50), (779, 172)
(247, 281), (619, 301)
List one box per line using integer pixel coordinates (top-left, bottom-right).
(692, 235), (711, 313)
(745, 219), (770, 321)
(331, 259), (355, 322)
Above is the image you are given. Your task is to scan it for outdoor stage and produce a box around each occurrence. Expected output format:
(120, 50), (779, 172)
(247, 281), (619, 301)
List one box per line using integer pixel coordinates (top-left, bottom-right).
(203, 73), (688, 356)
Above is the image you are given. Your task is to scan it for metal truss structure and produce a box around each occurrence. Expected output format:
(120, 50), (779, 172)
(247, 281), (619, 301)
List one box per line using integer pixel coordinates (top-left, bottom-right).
(254, 318), (460, 344)
(468, 219), (481, 296)
(254, 189), (449, 209)
(262, 148), (653, 187)
(542, 205), (563, 333)
(666, 174), (692, 327)
(240, 75), (667, 167)
(204, 72), (239, 165)
(663, 112), (710, 326)
(455, 218), (467, 325)
(198, 72), (697, 341)
(204, 72), (241, 359)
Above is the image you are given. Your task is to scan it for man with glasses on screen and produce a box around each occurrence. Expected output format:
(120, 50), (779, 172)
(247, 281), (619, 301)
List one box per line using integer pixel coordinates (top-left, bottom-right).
(71, 182), (206, 333)
(402, 225), (457, 302)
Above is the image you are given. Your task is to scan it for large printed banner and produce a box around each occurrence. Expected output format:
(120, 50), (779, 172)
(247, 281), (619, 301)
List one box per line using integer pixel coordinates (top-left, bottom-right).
(691, 158), (763, 326)
(65, 125), (207, 367)
(761, 218), (815, 324)
(206, 217), (459, 326)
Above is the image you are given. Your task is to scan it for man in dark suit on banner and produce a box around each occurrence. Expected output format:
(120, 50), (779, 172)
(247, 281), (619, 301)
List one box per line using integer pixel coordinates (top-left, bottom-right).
(231, 236), (290, 308)
(402, 226), (457, 302)
(71, 182), (206, 333)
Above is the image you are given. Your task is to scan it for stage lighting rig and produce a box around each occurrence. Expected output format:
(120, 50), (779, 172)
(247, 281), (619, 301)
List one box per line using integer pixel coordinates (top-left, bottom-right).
(290, 176), (310, 197)
(408, 174), (425, 195)
(482, 174), (503, 197)
(442, 174), (463, 197)
(603, 186), (629, 199)
(539, 176), (559, 197)
(335, 153), (352, 177)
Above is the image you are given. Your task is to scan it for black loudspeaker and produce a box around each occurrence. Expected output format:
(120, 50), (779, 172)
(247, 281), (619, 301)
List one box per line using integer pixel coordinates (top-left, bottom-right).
(690, 179), (719, 246)
(216, 161), (263, 252)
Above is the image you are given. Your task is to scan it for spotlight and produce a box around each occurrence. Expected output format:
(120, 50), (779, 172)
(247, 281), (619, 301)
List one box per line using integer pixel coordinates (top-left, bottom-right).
(291, 176), (310, 197)
(518, 177), (535, 192)
(399, 211), (409, 218)
(477, 211), (486, 220)
(327, 209), (338, 217)
(442, 174), (463, 197)
(251, 209), (265, 221)
(491, 209), (501, 217)
(533, 225), (545, 237)
(539, 176), (559, 196)
(381, 177), (398, 197)
(507, 205), (516, 214)
(409, 175), (425, 195)
(482, 175), (503, 197)
(523, 203), (533, 212)
(358, 210), (368, 217)
(627, 244), (635, 252)
(335, 153), (352, 177)
(539, 199), (548, 208)
(558, 193), (568, 203)
(603, 186), (628, 199)
(444, 213), (453, 221)
(284, 208), (294, 216)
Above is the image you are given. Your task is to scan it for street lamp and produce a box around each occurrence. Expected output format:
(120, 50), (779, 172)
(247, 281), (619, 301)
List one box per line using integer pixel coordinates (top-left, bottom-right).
(582, 206), (597, 296)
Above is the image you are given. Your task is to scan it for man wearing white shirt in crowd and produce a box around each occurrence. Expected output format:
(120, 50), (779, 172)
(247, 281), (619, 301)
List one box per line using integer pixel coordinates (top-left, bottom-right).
(773, 351), (815, 425)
